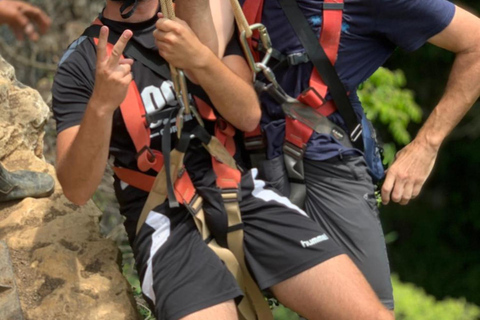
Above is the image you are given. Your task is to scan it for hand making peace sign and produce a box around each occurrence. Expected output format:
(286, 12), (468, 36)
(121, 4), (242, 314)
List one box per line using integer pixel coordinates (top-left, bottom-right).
(91, 26), (134, 115)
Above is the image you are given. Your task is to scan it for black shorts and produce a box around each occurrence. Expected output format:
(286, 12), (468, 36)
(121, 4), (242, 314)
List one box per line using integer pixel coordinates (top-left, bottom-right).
(304, 155), (394, 309)
(133, 169), (343, 320)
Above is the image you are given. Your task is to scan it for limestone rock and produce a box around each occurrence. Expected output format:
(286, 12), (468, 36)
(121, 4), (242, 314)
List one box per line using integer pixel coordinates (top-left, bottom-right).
(0, 56), (140, 319)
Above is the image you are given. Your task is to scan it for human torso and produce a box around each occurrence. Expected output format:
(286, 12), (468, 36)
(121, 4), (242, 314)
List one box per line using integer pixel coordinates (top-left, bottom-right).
(241, 0), (455, 160)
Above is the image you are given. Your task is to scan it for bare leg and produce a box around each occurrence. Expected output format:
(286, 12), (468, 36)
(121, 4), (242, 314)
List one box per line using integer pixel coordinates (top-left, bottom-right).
(271, 254), (394, 320)
(179, 300), (238, 320)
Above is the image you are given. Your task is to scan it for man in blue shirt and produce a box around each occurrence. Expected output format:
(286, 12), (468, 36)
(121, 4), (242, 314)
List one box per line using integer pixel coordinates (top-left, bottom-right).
(205, 0), (480, 311)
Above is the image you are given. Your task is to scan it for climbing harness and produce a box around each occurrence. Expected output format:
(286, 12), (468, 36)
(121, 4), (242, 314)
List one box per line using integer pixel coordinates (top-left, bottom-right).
(232, 0), (359, 207)
(83, 6), (272, 318)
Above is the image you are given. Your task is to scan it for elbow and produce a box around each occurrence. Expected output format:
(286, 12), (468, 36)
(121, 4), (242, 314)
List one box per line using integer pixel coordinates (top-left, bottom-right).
(61, 185), (90, 206)
(57, 173), (90, 206)
(64, 191), (89, 206)
(241, 107), (261, 133)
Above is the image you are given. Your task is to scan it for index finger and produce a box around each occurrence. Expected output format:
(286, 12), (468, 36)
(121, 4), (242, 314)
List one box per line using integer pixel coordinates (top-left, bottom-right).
(381, 172), (395, 205)
(96, 26), (109, 65)
(108, 29), (133, 67)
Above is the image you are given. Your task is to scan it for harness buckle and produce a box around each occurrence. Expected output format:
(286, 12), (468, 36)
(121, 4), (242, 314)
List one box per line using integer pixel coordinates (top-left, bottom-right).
(323, 2), (345, 10)
(186, 193), (203, 216)
(283, 141), (306, 161)
(349, 124), (363, 142)
(221, 188), (241, 203)
(244, 135), (265, 151)
(287, 52), (310, 66)
(135, 145), (155, 161)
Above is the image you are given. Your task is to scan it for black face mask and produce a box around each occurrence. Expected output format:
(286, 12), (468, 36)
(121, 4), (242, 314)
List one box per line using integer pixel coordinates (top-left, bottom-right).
(111, 0), (139, 19)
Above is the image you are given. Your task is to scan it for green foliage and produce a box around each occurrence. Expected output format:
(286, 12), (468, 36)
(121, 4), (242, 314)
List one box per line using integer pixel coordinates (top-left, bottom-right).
(392, 275), (480, 320)
(358, 67), (422, 164)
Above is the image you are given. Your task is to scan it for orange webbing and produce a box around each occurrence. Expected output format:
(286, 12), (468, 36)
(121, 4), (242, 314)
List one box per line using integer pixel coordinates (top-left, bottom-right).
(113, 166), (196, 205)
(93, 35), (162, 173)
(285, 117), (313, 150)
(213, 119), (241, 189)
(194, 96), (216, 121)
(289, 0), (344, 148)
(306, 0), (344, 108)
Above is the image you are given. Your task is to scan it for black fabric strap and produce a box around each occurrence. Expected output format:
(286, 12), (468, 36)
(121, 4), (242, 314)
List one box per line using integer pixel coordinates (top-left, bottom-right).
(162, 109), (180, 208)
(81, 25), (212, 105)
(277, 0), (364, 150)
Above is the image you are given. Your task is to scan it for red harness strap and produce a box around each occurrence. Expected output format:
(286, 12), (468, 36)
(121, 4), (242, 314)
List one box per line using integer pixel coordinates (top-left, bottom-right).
(298, 0), (343, 116)
(241, 0), (343, 154)
(91, 21), (241, 204)
(214, 118), (241, 189)
(286, 0), (344, 154)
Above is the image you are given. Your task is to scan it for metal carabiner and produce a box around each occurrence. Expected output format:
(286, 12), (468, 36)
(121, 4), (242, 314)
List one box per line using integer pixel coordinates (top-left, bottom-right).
(239, 23), (273, 80)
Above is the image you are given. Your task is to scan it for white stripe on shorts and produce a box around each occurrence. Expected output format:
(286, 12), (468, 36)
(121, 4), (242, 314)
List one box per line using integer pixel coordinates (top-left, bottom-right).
(141, 211), (171, 303)
(250, 168), (308, 217)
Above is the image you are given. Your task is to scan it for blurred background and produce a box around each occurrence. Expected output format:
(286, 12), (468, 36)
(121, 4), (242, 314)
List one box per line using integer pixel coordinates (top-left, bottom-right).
(1, 0), (478, 319)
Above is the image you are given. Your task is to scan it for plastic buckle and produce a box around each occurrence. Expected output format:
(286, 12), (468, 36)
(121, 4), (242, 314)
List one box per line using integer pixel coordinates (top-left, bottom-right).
(244, 134), (265, 151)
(323, 2), (345, 10)
(283, 141), (306, 160)
(350, 124), (363, 142)
(221, 188), (241, 203)
(187, 193), (203, 216)
(287, 52), (310, 66)
(135, 145), (155, 161)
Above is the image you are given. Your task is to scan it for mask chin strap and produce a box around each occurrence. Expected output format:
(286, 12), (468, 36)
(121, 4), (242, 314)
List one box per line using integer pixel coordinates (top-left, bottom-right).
(119, 0), (139, 19)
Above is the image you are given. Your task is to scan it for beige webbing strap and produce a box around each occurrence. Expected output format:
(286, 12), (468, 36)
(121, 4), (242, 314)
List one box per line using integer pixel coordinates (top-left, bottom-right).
(203, 136), (238, 170)
(223, 194), (273, 320)
(190, 203), (258, 320)
(137, 149), (185, 235)
(228, 0), (253, 38)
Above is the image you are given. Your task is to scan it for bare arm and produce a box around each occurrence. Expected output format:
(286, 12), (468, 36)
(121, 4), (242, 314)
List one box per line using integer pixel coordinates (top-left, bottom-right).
(175, 0), (218, 56)
(154, 18), (260, 132)
(56, 27), (133, 205)
(381, 6), (480, 205)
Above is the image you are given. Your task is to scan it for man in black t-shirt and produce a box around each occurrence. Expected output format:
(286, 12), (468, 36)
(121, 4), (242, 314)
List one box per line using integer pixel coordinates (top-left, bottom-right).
(52, 1), (393, 319)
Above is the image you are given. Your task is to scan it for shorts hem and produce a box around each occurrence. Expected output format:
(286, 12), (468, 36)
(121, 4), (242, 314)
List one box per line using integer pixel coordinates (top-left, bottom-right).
(382, 299), (395, 311)
(257, 248), (345, 290)
(164, 288), (243, 320)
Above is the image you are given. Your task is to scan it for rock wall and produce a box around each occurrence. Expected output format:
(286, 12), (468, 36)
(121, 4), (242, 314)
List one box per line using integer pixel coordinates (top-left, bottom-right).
(0, 56), (140, 319)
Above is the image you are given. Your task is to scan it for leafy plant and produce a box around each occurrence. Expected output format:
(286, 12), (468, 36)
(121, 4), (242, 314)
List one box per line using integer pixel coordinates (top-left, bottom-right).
(358, 67), (422, 165)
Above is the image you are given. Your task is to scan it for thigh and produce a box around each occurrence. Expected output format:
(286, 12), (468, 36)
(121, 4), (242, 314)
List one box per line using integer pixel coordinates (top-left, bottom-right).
(239, 170), (344, 291)
(134, 204), (242, 320)
(270, 254), (392, 320)
(304, 156), (394, 309)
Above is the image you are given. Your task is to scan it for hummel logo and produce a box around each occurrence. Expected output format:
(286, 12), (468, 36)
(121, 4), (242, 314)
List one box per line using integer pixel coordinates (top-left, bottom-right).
(300, 234), (329, 248)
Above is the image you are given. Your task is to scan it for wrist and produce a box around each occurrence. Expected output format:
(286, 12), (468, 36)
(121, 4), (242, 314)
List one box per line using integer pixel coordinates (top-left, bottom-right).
(88, 93), (117, 118)
(191, 45), (215, 71)
(415, 131), (443, 153)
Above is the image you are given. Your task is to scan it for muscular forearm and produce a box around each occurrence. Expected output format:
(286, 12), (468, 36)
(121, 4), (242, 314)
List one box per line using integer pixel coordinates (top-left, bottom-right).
(381, 7), (480, 205)
(415, 48), (480, 150)
(56, 100), (113, 205)
(175, 0), (219, 56)
(189, 51), (260, 131)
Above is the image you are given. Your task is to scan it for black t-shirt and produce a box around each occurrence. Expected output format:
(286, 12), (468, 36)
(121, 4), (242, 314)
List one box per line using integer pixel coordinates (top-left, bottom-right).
(52, 12), (246, 238)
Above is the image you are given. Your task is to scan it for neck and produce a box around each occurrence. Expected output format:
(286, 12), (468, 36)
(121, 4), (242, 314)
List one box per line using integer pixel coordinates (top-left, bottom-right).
(104, 0), (158, 23)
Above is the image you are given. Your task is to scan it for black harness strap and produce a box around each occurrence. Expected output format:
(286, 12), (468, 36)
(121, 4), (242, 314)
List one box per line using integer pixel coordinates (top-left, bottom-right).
(278, 0), (364, 150)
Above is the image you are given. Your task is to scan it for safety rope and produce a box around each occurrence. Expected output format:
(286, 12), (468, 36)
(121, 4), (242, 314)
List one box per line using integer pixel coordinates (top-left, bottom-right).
(228, 0), (252, 38)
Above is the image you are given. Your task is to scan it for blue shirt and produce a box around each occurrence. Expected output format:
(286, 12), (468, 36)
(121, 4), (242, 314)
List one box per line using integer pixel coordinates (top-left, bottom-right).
(242, 0), (455, 160)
